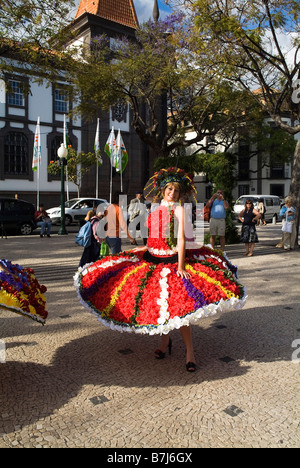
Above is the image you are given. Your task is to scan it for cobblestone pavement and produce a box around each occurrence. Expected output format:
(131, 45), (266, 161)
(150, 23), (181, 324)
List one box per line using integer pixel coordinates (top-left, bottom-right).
(0, 224), (299, 448)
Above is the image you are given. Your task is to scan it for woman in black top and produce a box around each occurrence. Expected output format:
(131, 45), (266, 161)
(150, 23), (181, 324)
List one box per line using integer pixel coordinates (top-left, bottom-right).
(239, 200), (261, 256)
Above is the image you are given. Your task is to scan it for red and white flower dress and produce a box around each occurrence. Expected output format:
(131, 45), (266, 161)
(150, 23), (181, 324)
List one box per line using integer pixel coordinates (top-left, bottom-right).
(74, 203), (246, 335)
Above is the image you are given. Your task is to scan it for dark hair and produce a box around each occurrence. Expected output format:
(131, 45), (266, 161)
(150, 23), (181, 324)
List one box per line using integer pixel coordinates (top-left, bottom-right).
(245, 199), (254, 207)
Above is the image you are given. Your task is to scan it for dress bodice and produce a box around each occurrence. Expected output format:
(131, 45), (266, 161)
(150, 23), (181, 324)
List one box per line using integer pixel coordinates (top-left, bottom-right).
(243, 208), (256, 226)
(146, 202), (178, 256)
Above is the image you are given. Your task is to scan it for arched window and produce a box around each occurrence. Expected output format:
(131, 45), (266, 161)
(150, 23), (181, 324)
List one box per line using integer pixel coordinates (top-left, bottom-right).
(4, 132), (28, 175)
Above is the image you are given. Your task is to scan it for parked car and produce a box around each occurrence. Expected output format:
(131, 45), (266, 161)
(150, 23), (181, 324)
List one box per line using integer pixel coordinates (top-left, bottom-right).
(47, 198), (109, 225)
(0, 198), (36, 235)
(234, 195), (281, 222)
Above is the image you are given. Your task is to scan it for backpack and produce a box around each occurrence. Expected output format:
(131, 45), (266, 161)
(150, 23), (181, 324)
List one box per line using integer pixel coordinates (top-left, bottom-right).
(75, 221), (92, 248)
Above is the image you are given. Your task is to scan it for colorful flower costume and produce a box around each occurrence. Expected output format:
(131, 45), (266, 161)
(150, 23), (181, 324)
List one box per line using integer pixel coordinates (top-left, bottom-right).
(74, 202), (246, 335)
(0, 260), (48, 324)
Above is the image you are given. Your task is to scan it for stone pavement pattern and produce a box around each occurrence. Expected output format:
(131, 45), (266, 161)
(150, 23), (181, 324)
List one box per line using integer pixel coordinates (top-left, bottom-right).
(0, 225), (299, 448)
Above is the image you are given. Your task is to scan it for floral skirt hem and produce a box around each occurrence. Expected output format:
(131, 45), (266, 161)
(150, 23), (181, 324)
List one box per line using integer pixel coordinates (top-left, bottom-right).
(74, 247), (247, 336)
(0, 303), (46, 325)
(74, 286), (247, 335)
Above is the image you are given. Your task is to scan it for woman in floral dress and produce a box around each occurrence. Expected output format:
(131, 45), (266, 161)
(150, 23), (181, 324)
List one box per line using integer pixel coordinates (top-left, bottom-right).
(74, 168), (246, 372)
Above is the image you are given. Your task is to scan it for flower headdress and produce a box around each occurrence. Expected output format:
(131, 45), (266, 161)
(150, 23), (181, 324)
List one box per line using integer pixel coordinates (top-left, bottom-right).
(144, 167), (197, 202)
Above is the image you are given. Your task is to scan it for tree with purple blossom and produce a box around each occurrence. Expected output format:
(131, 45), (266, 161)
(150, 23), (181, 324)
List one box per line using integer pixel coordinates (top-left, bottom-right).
(72, 13), (258, 162)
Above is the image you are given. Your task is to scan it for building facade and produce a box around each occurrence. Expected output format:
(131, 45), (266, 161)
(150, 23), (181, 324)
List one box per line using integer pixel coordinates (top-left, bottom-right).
(0, 0), (148, 209)
(186, 115), (298, 203)
(1, 1), (297, 209)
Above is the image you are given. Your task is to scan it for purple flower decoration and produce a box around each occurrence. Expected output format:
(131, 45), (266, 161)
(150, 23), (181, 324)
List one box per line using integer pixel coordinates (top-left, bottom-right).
(181, 277), (208, 309)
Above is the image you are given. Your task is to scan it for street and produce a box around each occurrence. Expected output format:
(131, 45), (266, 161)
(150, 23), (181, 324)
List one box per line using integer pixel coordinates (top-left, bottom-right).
(0, 223), (299, 448)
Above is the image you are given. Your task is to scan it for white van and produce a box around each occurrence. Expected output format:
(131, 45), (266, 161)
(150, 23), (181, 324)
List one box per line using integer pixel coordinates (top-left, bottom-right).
(234, 195), (281, 223)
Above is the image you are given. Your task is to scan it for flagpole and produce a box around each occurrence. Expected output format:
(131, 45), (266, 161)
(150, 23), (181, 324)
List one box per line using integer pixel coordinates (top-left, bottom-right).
(37, 117), (40, 208)
(95, 118), (100, 198)
(37, 155), (40, 209)
(33, 117), (41, 209)
(119, 129), (123, 192)
(110, 126), (115, 204)
(63, 114), (70, 201)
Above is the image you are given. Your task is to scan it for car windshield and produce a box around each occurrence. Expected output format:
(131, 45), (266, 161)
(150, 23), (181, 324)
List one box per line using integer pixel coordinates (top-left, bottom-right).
(65, 199), (81, 208)
(235, 197), (258, 205)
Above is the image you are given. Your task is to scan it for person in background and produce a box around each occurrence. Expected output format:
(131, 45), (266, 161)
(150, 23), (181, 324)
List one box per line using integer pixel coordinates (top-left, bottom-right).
(100, 192), (136, 255)
(35, 204), (52, 238)
(128, 190), (148, 245)
(239, 199), (260, 256)
(79, 210), (103, 268)
(280, 196), (296, 250)
(207, 189), (229, 251)
(257, 198), (267, 226)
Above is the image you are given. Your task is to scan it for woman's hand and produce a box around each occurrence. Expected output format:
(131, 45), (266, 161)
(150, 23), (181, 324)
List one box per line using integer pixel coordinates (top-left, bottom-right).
(177, 268), (191, 279)
(131, 246), (147, 254)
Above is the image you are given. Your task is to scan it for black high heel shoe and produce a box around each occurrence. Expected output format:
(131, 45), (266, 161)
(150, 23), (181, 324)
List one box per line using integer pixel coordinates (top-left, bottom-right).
(186, 361), (197, 372)
(154, 338), (172, 360)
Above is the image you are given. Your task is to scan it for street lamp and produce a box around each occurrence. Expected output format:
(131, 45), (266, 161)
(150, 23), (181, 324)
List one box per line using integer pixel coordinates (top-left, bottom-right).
(57, 143), (68, 235)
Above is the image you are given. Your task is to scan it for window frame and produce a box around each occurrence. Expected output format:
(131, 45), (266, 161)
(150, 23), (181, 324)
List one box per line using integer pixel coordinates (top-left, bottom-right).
(7, 79), (25, 107)
(54, 87), (70, 114)
(3, 131), (29, 178)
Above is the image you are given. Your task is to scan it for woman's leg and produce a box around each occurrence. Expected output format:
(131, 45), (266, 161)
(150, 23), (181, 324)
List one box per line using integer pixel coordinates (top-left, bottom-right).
(283, 232), (291, 250)
(158, 334), (171, 354)
(180, 326), (196, 365)
(248, 242), (255, 256)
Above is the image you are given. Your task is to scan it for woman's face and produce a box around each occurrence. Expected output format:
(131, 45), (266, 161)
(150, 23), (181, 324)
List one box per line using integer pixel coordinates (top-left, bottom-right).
(164, 183), (180, 203)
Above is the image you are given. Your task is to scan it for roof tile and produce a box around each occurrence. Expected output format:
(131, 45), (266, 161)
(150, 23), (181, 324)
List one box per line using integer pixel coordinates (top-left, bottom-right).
(75, 0), (139, 29)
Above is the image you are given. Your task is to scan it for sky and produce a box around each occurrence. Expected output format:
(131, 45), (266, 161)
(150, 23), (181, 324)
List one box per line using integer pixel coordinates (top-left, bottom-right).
(134, 0), (172, 22)
(73, 0), (173, 23)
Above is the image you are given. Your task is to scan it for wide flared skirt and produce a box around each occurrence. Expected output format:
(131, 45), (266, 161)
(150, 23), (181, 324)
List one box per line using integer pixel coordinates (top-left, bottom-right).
(74, 246), (247, 335)
(0, 260), (48, 325)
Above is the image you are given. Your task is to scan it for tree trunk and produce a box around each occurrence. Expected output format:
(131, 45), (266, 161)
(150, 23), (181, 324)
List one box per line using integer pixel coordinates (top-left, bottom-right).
(289, 138), (300, 249)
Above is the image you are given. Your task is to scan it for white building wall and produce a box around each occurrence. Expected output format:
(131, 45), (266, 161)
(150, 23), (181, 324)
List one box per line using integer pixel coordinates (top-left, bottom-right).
(0, 74), (79, 199)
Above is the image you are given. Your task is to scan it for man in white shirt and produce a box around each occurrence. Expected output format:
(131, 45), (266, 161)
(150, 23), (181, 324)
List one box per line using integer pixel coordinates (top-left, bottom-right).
(128, 191), (148, 245)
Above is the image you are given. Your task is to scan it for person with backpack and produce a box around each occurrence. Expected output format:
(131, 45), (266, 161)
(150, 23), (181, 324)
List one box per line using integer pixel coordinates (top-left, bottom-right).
(77, 210), (103, 268)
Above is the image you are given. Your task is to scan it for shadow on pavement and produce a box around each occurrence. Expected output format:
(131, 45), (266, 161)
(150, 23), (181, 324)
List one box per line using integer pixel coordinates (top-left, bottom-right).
(1, 301), (297, 432)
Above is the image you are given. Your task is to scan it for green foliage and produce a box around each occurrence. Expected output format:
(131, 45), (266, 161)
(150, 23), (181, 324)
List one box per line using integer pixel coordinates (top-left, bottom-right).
(0, 0), (75, 44)
(48, 148), (100, 196)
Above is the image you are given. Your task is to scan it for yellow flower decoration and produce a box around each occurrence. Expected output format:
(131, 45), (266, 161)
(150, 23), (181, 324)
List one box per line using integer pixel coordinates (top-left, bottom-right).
(103, 263), (148, 316)
(186, 265), (238, 299)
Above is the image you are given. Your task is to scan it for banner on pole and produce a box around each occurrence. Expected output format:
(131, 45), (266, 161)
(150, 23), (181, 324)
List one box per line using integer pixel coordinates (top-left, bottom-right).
(105, 127), (117, 167)
(32, 117), (41, 171)
(115, 129), (128, 173)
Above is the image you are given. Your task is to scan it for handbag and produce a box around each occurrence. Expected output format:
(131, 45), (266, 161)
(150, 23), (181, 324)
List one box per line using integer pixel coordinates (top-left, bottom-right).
(282, 220), (293, 233)
(282, 211), (293, 233)
(100, 240), (110, 258)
